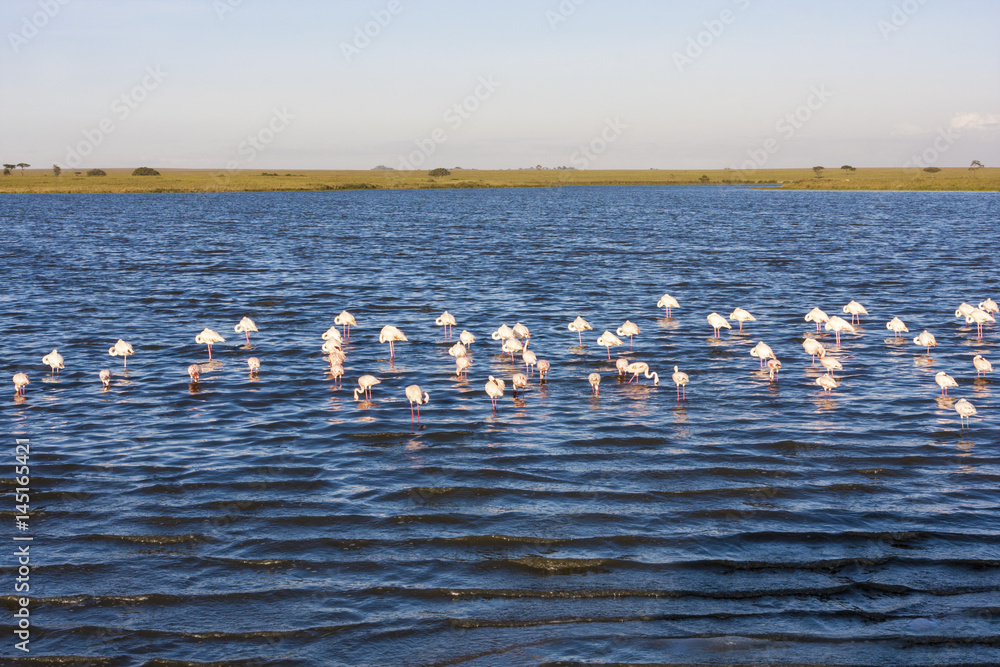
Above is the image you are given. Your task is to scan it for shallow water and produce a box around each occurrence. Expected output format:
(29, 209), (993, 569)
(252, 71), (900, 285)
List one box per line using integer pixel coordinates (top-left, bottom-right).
(2, 186), (999, 666)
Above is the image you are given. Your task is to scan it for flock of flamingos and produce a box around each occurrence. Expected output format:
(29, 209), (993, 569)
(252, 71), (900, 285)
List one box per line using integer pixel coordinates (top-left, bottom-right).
(11, 294), (997, 429)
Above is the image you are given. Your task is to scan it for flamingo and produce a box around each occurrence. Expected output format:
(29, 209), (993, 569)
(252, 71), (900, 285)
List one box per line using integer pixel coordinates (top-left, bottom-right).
(934, 371), (958, 396)
(979, 298), (999, 316)
(729, 308), (756, 332)
(485, 375), (504, 411)
(767, 358), (782, 381)
(448, 342), (467, 358)
(820, 356), (843, 374)
(537, 359), (550, 381)
(329, 363), (344, 388)
(955, 303), (976, 320)
(334, 311), (356, 340)
(195, 328), (226, 360)
(491, 324), (513, 351)
(625, 361), (659, 385)
(955, 398), (977, 430)
(322, 339), (345, 360)
(568, 316), (593, 345)
(616, 320), (640, 350)
(973, 355), (992, 377)
(354, 374), (380, 400)
(99, 369), (111, 388)
(435, 311), (456, 340)
(588, 372), (601, 395)
(109, 339), (134, 369)
(459, 330), (476, 347)
(804, 308), (830, 333)
(824, 316), (856, 346)
(247, 357), (261, 375)
(13, 372), (29, 395)
(501, 336), (523, 360)
(379, 325), (407, 359)
(405, 384), (429, 422)
(322, 326), (343, 346)
(965, 308), (995, 339)
(511, 373), (528, 398)
(843, 300), (868, 325)
(455, 356), (471, 378)
(886, 317), (909, 338)
(234, 317), (258, 344)
(816, 374), (839, 394)
(913, 330), (937, 354)
(657, 293), (679, 317)
(707, 312), (731, 338)
(325, 347), (346, 366)
(803, 338), (826, 365)
(42, 349), (64, 374)
(615, 358), (630, 377)
(522, 349), (537, 376)
(671, 365), (689, 400)
(512, 322), (531, 348)
(596, 331), (624, 360)
(187, 364), (202, 382)
(749, 341), (775, 369)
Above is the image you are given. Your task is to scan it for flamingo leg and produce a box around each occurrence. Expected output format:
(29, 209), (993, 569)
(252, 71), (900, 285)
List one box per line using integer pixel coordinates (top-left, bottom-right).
(245, 331), (250, 344)
(207, 344), (213, 360)
(606, 347), (611, 360)
(410, 403), (415, 421)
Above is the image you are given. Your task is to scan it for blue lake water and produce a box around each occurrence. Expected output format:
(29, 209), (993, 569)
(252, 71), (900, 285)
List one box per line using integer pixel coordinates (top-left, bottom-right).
(2, 185), (999, 666)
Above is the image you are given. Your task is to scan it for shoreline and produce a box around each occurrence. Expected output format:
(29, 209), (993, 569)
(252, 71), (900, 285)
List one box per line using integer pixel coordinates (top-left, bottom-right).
(1, 167), (997, 194)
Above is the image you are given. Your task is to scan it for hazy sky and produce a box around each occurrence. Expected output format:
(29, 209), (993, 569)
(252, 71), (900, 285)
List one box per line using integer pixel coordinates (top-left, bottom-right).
(3, 0), (998, 170)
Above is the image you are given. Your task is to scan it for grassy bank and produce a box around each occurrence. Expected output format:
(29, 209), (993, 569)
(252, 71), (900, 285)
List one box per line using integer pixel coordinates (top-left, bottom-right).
(1, 167), (997, 194)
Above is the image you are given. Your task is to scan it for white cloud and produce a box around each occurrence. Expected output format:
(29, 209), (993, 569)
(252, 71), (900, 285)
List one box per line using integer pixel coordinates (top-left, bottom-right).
(950, 112), (1000, 132)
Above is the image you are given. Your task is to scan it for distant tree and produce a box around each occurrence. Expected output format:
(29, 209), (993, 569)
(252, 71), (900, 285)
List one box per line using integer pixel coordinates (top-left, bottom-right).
(969, 160), (984, 170)
(87, 169), (107, 176)
(698, 175), (710, 183)
(2, 164), (13, 176)
(428, 168), (451, 177)
(813, 166), (824, 178)
(16, 162), (30, 174)
(52, 164), (61, 176)
(923, 167), (941, 174)
(131, 167), (160, 176)
(840, 165), (856, 172)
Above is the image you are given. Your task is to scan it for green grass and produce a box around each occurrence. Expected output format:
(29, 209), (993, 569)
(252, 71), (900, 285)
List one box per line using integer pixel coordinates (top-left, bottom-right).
(1, 167), (997, 194)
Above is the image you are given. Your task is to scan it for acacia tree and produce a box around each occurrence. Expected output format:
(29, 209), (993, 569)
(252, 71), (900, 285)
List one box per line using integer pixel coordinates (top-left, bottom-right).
(3, 163), (14, 176)
(52, 164), (62, 176)
(16, 162), (30, 174)
(970, 160), (984, 170)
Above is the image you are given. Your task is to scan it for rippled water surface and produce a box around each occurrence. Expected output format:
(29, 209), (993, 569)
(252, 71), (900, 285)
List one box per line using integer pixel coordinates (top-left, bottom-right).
(2, 186), (999, 666)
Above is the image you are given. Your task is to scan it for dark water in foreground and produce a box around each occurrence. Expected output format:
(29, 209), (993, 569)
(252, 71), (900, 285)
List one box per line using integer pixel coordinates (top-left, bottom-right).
(2, 186), (999, 666)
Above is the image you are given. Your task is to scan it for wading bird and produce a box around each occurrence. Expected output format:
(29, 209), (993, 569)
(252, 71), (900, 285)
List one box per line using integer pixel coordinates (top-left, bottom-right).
(588, 372), (601, 395)
(616, 320), (640, 350)
(707, 312), (731, 338)
(511, 373), (528, 398)
(234, 317), (258, 344)
(247, 357), (260, 375)
(448, 341), (467, 358)
(42, 349), (64, 374)
(816, 374), (839, 395)
(657, 293), (679, 317)
(955, 303), (976, 320)
(459, 330), (476, 347)
(729, 307), (756, 332)
(568, 316), (593, 345)
(109, 339), (134, 369)
(537, 359), (550, 381)
(405, 384), (429, 422)
(329, 363), (344, 388)
(354, 374), (380, 401)
(672, 365), (689, 400)
(522, 349), (537, 376)
(954, 398), (977, 430)
(379, 325), (407, 359)
(913, 330), (937, 354)
(99, 369), (111, 388)
(195, 328), (225, 360)
(455, 355), (471, 378)
(886, 317), (909, 338)
(843, 300), (868, 324)
(767, 358), (782, 381)
(626, 361), (659, 385)
(435, 311), (456, 340)
(979, 298), (999, 316)
(820, 356), (843, 374)
(596, 331), (624, 360)
(322, 326), (343, 346)
(803, 338), (825, 365)
(512, 322), (531, 348)
(13, 372), (29, 395)
(973, 355), (992, 377)
(965, 308), (995, 339)
(825, 316), (856, 346)
(501, 336), (523, 360)
(485, 375), (505, 411)
(749, 341), (775, 369)
(335, 311), (356, 340)
(187, 364), (202, 382)
(616, 358), (630, 377)
(935, 371), (958, 396)
(804, 308), (830, 333)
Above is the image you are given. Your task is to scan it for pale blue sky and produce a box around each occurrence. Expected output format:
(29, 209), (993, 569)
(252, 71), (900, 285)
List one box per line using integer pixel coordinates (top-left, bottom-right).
(3, 0), (998, 170)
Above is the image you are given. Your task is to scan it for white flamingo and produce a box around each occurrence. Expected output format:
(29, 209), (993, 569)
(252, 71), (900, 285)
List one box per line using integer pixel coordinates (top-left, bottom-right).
(537, 359), (550, 381)
(334, 311), (357, 340)
(13, 372), (29, 395)
(435, 311), (456, 340)
(568, 316), (593, 345)
(195, 328), (226, 360)
(934, 371), (958, 396)
(729, 308), (756, 332)
(588, 372), (601, 395)
(886, 317), (909, 338)
(803, 338), (825, 365)
(379, 325), (407, 359)
(109, 339), (134, 369)
(522, 349), (537, 376)
(965, 308), (995, 339)
(485, 375), (505, 411)
(459, 330), (476, 347)
(512, 322), (531, 348)
(99, 369), (111, 388)
(979, 298), (999, 316)
(455, 356), (471, 379)
(816, 374), (839, 394)
(843, 300), (868, 324)
(247, 357), (261, 375)
(42, 349), (64, 374)
(824, 316), (856, 346)
(820, 356), (842, 374)
(596, 331), (624, 360)
(616, 320), (640, 350)
(749, 341), (775, 369)
(234, 317), (258, 344)
(187, 364), (202, 382)
(767, 358), (782, 381)
(405, 384), (429, 422)
(671, 365), (689, 400)
(657, 293), (679, 317)
(625, 361), (659, 385)
(973, 355), (992, 377)
(354, 374), (380, 401)
(913, 330), (937, 354)
(707, 312), (731, 338)
(804, 308), (830, 333)
(955, 398), (977, 430)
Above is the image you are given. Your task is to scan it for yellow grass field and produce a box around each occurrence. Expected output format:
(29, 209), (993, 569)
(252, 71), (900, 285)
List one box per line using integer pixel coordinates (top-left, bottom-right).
(1, 167), (997, 194)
